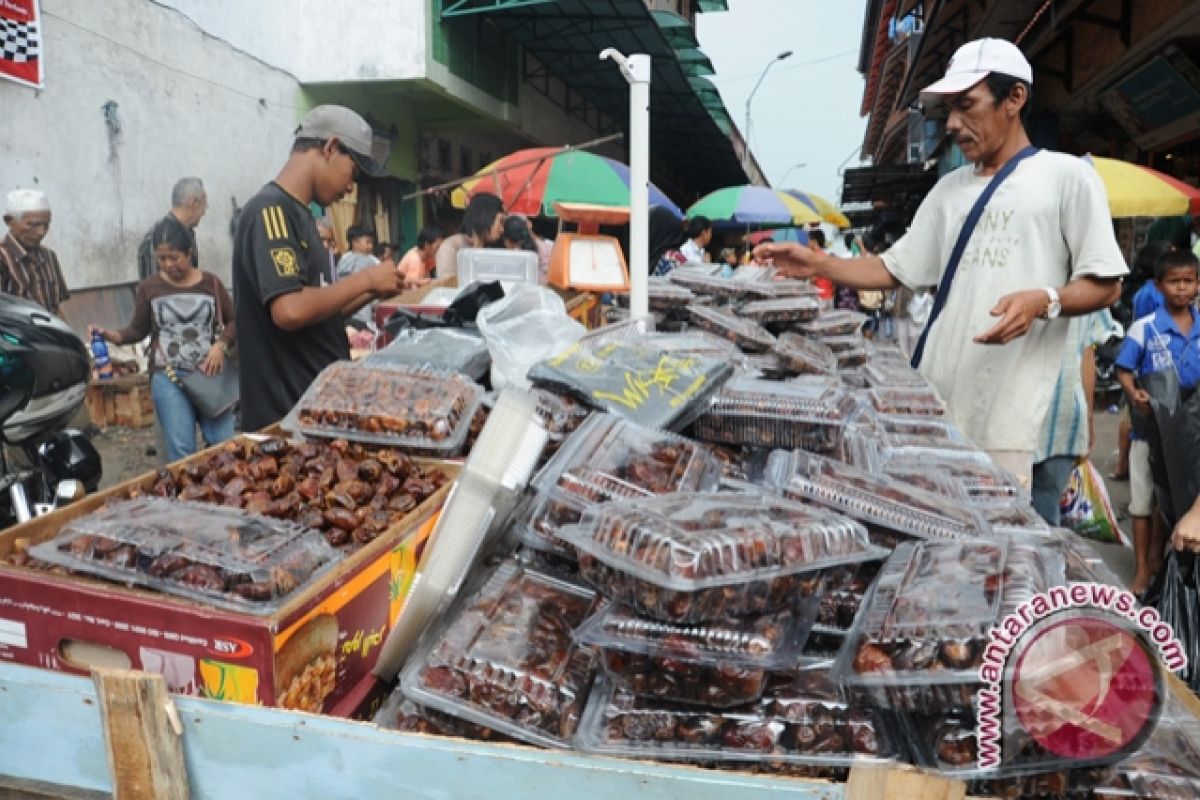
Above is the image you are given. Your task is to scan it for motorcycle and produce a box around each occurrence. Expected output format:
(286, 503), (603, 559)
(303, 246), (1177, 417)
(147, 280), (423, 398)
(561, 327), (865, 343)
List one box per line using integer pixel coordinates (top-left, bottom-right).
(0, 294), (102, 527)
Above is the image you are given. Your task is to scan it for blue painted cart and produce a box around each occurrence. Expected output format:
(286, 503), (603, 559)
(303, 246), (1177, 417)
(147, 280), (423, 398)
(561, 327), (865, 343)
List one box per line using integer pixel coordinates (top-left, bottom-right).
(0, 662), (963, 800)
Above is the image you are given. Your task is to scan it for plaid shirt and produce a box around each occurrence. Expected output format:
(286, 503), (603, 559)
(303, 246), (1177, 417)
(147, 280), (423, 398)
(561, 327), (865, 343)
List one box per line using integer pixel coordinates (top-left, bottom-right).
(0, 233), (70, 315)
(1034, 310), (1117, 462)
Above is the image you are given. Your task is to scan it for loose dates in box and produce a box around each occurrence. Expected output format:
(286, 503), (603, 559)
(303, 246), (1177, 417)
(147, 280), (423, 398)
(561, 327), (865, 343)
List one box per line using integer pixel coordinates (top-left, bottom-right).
(136, 437), (448, 553)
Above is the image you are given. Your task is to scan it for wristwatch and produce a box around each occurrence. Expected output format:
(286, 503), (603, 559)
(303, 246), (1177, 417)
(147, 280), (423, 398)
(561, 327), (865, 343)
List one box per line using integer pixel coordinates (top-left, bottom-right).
(1042, 287), (1062, 320)
(217, 341), (229, 354)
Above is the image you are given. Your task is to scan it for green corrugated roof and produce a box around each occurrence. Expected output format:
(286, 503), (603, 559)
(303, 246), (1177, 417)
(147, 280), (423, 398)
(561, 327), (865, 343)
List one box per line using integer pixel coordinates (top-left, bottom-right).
(650, 10), (700, 50)
(697, 0), (730, 11)
(676, 48), (715, 78)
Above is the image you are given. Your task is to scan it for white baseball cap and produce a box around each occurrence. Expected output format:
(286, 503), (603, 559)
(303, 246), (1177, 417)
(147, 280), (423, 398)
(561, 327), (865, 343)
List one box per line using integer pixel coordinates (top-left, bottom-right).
(921, 38), (1032, 97)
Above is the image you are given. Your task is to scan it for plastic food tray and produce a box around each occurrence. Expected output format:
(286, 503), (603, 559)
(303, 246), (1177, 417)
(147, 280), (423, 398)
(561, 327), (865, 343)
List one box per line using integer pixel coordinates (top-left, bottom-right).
(457, 247), (538, 285)
(375, 692), (510, 742)
(835, 346), (868, 369)
(736, 297), (821, 324)
(814, 560), (883, 634)
(867, 386), (946, 417)
(764, 450), (988, 542)
(772, 333), (837, 376)
(864, 360), (931, 388)
(978, 502), (1048, 530)
(884, 451), (1025, 503)
(685, 305), (777, 353)
(560, 491), (884, 624)
(740, 280), (820, 300)
(287, 362), (484, 452)
(575, 604), (812, 707)
(522, 415), (722, 555)
(364, 328), (490, 382)
(30, 497), (341, 615)
(818, 332), (865, 354)
(577, 673), (898, 767)
(692, 376), (859, 453)
(797, 311), (868, 337)
(831, 539), (1061, 711)
(638, 330), (744, 362)
(400, 560), (603, 748)
(668, 270), (760, 302)
(616, 278), (696, 312)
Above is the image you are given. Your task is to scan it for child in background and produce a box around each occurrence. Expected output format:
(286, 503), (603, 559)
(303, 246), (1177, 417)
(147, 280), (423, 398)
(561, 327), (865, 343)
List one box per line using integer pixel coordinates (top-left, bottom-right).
(1116, 247), (1200, 595)
(718, 247), (739, 278)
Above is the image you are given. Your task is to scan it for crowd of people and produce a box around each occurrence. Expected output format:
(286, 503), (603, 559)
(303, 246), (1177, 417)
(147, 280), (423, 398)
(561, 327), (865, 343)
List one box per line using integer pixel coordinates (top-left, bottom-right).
(4, 40), (1200, 602)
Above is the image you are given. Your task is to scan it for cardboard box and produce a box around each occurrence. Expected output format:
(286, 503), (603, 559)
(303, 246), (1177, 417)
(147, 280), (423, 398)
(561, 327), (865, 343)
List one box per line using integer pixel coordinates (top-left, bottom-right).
(0, 436), (457, 717)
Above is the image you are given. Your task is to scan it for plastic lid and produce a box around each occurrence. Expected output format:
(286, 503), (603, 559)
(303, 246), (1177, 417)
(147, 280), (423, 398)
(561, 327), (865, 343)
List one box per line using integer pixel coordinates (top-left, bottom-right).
(797, 310), (868, 337)
(287, 362), (483, 452)
(772, 333), (837, 375)
(457, 247), (538, 285)
(579, 316), (656, 347)
(668, 270), (760, 300)
(764, 450), (988, 541)
(560, 491), (885, 591)
(639, 330), (744, 361)
(885, 451), (1025, 503)
(740, 279), (819, 300)
(576, 604), (810, 670)
(685, 305), (777, 353)
(864, 359), (932, 388)
(867, 386), (947, 417)
(576, 673), (896, 766)
(978, 502), (1049, 529)
(692, 376), (860, 452)
(617, 279), (696, 310)
(737, 296), (821, 323)
(533, 414), (721, 502)
(30, 497), (340, 614)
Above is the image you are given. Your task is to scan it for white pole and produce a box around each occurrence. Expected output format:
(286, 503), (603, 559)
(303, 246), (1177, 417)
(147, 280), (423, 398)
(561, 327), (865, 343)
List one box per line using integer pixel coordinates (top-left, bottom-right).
(601, 49), (652, 320)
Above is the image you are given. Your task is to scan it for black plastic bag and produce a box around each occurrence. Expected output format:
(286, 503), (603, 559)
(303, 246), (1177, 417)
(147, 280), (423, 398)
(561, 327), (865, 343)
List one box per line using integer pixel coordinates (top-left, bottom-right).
(1142, 368), (1200, 526)
(443, 280), (505, 326)
(1156, 550), (1200, 693)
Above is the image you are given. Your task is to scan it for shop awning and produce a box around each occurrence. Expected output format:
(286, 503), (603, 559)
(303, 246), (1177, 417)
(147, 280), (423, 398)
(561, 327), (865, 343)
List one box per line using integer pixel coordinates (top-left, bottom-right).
(437, 0), (749, 201)
(841, 162), (937, 206)
(696, 0), (730, 12)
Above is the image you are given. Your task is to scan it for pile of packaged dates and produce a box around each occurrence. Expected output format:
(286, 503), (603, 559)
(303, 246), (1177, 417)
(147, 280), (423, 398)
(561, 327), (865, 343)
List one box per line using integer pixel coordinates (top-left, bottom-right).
(370, 298), (1200, 799)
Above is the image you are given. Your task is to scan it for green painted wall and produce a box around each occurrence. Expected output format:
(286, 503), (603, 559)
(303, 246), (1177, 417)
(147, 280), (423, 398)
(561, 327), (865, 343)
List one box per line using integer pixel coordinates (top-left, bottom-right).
(430, 0), (520, 104)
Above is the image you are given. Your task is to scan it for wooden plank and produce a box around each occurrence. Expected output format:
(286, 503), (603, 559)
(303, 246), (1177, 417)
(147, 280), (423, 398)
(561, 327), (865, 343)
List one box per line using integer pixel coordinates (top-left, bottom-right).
(845, 764), (966, 800)
(91, 668), (189, 800)
(0, 776), (110, 799)
(0, 663), (841, 800)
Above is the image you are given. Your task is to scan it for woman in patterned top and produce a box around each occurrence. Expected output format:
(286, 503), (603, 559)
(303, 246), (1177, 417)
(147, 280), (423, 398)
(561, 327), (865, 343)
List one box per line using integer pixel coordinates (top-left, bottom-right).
(90, 216), (236, 461)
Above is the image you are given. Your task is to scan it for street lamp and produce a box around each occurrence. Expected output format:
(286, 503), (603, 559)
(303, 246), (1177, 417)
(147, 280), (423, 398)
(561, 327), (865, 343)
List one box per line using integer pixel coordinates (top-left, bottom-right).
(780, 162), (807, 187)
(744, 50), (793, 151)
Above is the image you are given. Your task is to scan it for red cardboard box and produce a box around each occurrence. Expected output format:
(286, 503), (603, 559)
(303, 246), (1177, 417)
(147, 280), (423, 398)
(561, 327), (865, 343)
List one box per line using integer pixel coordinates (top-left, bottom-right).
(0, 437), (456, 717)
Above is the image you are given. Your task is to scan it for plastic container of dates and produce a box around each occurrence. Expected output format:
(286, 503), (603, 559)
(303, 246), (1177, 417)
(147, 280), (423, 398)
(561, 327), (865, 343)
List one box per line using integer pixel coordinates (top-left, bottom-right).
(375, 692), (511, 742)
(831, 538), (1059, 711)
(813, 560), (883, 635)
(691, 376), (859, 453)
(400, 559), (603, 748)
(797, 310), (868, 337)
(616, 278), (696, 312)
(818, 332), (865, 354)
(558, 490), (886, 625)
(364, 328), (491, 382)
(864, 359), (931, 388)
(771, 333), (837, 376)
(764, 450), (989, 543)
(668, 270), (759, 302)
(285, 361), (484, 453)
(884, 451), (1026, 504)
(740, 279), (819, 300)
(576, 672), (898, 767)
(736, 296), (821, 324)
(835, 346), (868, 369)
(30, 497), (341, 615)
(574, 604), (812, 708)
(638, 330), (744, 362)
(867, 385), (946, 417)
(685, 305), (777, 353)
(521, 415), (722, 556)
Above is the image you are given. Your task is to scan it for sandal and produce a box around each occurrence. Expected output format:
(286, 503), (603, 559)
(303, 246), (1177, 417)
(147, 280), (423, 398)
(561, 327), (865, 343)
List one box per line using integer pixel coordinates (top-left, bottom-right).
(1107, 471), (1129, 482)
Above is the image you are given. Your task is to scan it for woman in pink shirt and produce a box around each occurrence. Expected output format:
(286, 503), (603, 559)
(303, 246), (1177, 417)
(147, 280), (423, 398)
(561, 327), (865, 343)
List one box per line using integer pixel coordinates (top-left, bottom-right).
(397, 225), (443, 287)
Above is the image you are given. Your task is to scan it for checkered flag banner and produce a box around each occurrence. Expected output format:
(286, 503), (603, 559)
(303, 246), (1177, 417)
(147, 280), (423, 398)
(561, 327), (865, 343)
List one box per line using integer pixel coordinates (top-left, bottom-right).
(0, 0), (43, 88)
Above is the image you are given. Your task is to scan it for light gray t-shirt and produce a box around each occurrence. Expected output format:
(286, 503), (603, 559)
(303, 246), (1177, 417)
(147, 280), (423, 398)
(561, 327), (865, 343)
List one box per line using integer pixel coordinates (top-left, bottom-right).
(881, 150), (1128, 451)
(336, 251), (380, 327)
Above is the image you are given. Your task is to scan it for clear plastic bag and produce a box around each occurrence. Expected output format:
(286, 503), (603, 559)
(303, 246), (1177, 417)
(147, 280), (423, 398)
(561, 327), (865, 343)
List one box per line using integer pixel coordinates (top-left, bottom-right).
(476, 283), (587, 390)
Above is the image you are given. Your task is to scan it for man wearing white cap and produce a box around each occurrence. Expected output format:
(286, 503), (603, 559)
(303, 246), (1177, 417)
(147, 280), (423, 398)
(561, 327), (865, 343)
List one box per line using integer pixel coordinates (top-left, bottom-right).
(233, 104), (405, 431)
(1, 188), (70, 316)
(755, 38), (1127, 484)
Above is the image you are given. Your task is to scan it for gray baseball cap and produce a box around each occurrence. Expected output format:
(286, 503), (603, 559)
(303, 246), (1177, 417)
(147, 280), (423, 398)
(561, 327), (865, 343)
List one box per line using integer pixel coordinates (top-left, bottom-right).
(295, 104), (387, 176)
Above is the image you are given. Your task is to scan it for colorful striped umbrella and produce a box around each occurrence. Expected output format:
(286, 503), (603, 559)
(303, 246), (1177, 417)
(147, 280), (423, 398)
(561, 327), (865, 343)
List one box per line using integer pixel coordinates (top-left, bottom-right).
(450, 148), (683, 218)
(1083, 155), (1200, 218)
(686, 186), (823, 227)
(784, 189), (852, 228)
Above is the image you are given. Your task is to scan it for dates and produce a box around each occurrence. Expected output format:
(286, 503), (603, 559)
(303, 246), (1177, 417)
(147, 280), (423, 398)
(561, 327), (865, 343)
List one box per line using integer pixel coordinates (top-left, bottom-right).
(692, 376), (856, 453)
(293, 362), (481, 451)
(685, 305), (776, 353)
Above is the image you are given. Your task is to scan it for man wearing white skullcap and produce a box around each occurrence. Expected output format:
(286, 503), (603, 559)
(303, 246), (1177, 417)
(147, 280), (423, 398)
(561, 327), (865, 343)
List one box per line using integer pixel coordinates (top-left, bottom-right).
(2, 188), (70, 315)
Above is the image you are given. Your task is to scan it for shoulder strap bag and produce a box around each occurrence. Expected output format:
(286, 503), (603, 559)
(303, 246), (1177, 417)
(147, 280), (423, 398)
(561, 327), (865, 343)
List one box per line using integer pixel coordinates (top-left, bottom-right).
(163, 275), (240, 419)
(910, 146), (1040, 368)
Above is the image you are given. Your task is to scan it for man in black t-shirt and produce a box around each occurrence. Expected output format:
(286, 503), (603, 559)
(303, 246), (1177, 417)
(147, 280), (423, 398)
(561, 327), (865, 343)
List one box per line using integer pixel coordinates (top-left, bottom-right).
(233, 105), (404, 431)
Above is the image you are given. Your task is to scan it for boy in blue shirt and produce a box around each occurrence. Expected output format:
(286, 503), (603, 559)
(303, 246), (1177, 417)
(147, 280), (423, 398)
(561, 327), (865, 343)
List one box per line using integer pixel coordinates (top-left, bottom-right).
(1117, 248), (1200, 595)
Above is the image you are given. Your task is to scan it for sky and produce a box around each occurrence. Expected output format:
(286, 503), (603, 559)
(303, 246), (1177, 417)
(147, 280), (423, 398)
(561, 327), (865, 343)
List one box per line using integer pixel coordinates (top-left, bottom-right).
(696, 0), (871, 205)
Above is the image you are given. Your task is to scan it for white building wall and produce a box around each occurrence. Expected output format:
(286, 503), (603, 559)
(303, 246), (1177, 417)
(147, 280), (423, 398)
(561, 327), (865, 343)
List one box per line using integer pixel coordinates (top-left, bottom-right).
(0, 0), (301, 289)
(157, 0), (427, 83)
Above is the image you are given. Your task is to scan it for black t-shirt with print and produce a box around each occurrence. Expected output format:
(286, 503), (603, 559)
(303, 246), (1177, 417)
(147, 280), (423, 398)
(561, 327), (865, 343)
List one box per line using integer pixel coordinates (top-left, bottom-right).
(233, 182), (349, 431)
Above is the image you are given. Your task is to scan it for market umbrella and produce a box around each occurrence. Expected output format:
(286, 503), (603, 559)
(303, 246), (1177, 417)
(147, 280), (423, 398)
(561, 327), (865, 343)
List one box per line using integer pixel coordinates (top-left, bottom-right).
(450, 148), (683, 218)
(686, 186), (822, 227)
(784, 189), (852, 228)
(1083, 154), (1200, 218)
(744, 227), (810, 245)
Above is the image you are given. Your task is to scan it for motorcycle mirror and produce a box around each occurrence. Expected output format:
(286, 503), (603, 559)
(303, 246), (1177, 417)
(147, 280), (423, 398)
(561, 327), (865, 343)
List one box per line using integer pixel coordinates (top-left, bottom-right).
(54, 479), (85, 506)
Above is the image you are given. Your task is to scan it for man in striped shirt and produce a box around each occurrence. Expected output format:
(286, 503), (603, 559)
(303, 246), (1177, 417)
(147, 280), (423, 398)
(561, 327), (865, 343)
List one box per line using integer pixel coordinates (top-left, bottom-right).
(1, 189), (69, 316)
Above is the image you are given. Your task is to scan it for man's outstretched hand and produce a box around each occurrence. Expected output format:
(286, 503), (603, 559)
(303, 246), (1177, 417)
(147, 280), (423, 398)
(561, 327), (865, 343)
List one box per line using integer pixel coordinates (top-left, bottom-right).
(752, 242), (823, 278)
(974, 289), (1049, 345)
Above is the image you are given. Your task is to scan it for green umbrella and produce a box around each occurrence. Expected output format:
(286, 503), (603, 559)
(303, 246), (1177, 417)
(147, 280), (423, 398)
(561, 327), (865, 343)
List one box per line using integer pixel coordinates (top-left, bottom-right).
(687, 186), (823, 228)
